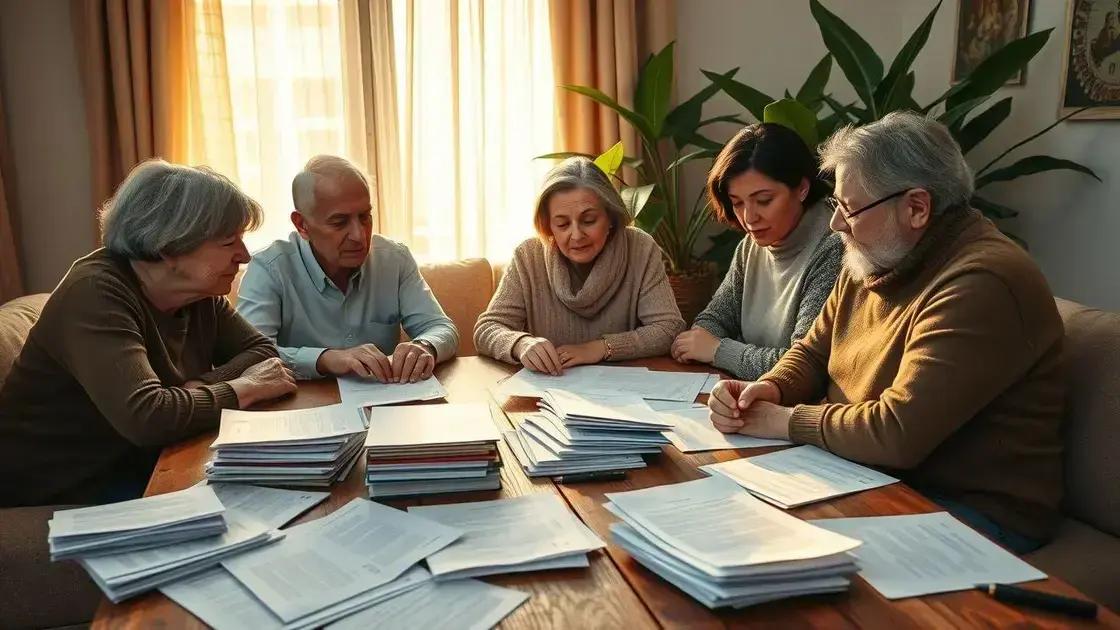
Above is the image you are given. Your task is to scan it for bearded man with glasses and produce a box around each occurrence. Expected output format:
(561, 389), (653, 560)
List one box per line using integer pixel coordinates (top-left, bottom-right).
(707, 112), (1065, 555)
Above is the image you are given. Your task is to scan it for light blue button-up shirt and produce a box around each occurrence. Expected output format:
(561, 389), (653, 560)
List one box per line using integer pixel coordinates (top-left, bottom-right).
(236, 232), (459, 378)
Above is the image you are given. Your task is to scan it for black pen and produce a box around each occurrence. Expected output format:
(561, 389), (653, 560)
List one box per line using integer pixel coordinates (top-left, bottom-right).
(553, 471), (627, 484)
(976, 583), (1097, 619)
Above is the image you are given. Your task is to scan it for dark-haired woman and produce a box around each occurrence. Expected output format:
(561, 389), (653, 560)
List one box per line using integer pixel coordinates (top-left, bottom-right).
(671, 123), (843, 379)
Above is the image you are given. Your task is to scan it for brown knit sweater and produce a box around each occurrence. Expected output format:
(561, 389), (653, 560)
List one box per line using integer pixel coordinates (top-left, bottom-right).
(0, 249), (277, 506)
(474, 227), (686, 363)
(763, 209), (1066, 541)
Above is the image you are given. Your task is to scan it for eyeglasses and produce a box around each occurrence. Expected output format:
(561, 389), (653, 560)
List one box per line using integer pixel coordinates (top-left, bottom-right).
(827, 189), (909, 221)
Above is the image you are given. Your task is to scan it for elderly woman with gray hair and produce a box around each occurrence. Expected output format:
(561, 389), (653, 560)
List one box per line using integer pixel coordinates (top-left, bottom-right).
(474, 157), (685, 373)
(0, 160), (295, 507)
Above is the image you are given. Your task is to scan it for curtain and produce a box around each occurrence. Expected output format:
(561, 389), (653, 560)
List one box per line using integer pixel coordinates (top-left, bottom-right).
(357, 0), (557, 262)
(72, 0), (194, 226)
(549, 0), (675, 157)
(0, 87), (22, 302)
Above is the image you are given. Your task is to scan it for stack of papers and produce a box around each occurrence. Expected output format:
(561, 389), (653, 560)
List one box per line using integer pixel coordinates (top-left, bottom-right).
(659, 405), (791, 453)
(702, 445), (899, 508)
(80, 483), (327, 602)
(206, 405), (367, 487)
(49, 486), (227, 561)
(605, 476), (861, 609)
(496, 366), (708, 403)
(504, 390), (670, 476)
(407, 494), (604, 579)
(338, 376), (448, 417)
(326, 578), (529, 630)
(219, 498), (461, 627)
(364, 404), (503, 498)
(810, 512), (1046, 599)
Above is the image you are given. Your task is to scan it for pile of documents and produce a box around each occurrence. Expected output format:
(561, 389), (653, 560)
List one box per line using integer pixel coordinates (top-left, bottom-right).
(364, 403), (503, 498)
(407, 494), (604, 579)
(80, 483), (327, 602)
(49, 486), (227, 561)
(496, 365), (710, 403)
(605, 476), (862, 608)
(701, 445), (899, 508)
(504, 389), (670, 477)
(206, 404), (366, 486)
(201, 498), (461, 629)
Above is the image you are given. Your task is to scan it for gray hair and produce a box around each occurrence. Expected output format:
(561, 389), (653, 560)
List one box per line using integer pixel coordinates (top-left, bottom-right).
(292, 155), (370, 215)
(533, 157), (632, 238)
(819, 111), (974, 215)
(100, 159), (263, 261)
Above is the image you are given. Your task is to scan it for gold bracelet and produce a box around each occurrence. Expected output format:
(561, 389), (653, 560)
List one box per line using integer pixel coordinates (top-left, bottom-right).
(601, 336), (613, 361)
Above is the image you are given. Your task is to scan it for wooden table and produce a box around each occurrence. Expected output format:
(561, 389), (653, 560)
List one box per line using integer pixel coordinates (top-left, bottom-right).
(93, 356), (1118, 629)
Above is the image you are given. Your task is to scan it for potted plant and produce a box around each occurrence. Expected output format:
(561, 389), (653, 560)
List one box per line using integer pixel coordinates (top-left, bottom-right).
(703, 0), (1100, 244)
(540, 42), (745, 324)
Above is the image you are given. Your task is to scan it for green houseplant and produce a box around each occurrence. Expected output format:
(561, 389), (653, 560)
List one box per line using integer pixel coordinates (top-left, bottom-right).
(539, 42), (745, 322)
(703, 0), (1100, 242)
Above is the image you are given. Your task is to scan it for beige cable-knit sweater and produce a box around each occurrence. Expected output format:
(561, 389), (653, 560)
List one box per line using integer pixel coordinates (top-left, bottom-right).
(474, 227), (685, 363)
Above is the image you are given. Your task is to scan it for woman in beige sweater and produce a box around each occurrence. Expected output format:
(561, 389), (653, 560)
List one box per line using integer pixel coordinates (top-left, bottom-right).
(474, 157), (685, 373)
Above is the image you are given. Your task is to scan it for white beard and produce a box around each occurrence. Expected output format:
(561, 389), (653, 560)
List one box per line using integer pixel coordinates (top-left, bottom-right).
(840, 221), (913, 279)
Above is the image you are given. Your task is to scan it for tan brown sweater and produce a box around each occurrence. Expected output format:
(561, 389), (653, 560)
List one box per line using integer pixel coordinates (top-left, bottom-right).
(474, 227), (686, 363)
(0, 249), (277, 506)
(763, 209), (1066, 540)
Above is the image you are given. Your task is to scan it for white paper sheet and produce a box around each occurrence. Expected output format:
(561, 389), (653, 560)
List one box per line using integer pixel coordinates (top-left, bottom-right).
(700, 373), (721, 395)
(702, 445), (899, 508)
(363, 403), (500, 448)
(212, 405), (366, 448)
(660, 406), (790, 453)
(338, 376), (447, 411)
(811, 512), (1047, 599)
(496, 366), (706, 402)
(326, 579), (529, 630)
(605, 476), (860, 571)
(162, 565), (431, 630)
(222, 498), (460, 622)
(407, 494), (603, 578)
(49, 485), (224, 538)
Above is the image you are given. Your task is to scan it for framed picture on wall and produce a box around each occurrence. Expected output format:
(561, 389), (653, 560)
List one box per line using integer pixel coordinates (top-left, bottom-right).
(952, 0), (1032, 83)
(1059, 0), (1120, 119)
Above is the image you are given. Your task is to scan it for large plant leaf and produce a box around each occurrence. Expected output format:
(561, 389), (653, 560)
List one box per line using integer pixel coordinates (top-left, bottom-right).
(881, 71), (916, 114)
(702, 69), (774, 120)
(821, 94), (870, 124)
(621, 183), (657, 218)
(956, 97), (1011, 154)
(875, 0), (940, 112)
(634, 42), (676, 137)
(665, 68), (736, 149)
(976, 155), (1101, 188)
(938, 95), (992, 130)
(796, 54), (833, 113)
(593, 141), (626, 177)
(667, 149), (718, 172)
(562, 85), (656, 141)
(634, 199), (667, 233)
(971, 195), (1019, 219)
(700, 228), (744, 273)
(697, 114), (749, 128)
(686, 132), (725, 151)
(763, 98), (820, 147)
(809, 0), (884, 118)
(817, 109), (848, 139)
(941, 29), (1051, 111)
(976, 106), (1089, 176)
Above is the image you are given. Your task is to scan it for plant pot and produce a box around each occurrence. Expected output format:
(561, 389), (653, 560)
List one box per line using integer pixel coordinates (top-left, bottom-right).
(667, 263), (718, 327)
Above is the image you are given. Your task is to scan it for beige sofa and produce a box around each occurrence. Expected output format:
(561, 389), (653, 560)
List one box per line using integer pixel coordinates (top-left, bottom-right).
(2, 271), (1117, 624)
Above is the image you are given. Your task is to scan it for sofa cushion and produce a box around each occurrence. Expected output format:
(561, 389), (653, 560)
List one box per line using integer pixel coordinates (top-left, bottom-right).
(418, 258), (494, 357)
(1055, 298), (1120, 537)
(1026, 517), (1120, 612)
(0, 505), (102, 629)
(0, 293), (49, 388)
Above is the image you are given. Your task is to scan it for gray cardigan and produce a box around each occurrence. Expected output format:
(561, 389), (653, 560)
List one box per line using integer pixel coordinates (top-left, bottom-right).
(693, 231), (843, 380)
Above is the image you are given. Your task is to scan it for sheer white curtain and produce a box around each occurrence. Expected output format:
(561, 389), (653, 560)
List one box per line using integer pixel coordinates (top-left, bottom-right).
(193, 0), (364, 253)
(384, 0), (557, 261)
(191, 0), (557, 261)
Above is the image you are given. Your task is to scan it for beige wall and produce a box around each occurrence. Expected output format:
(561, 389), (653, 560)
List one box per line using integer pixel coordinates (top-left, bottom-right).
(0, 0), (96, 294)
(678, 0), (1120, 311)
